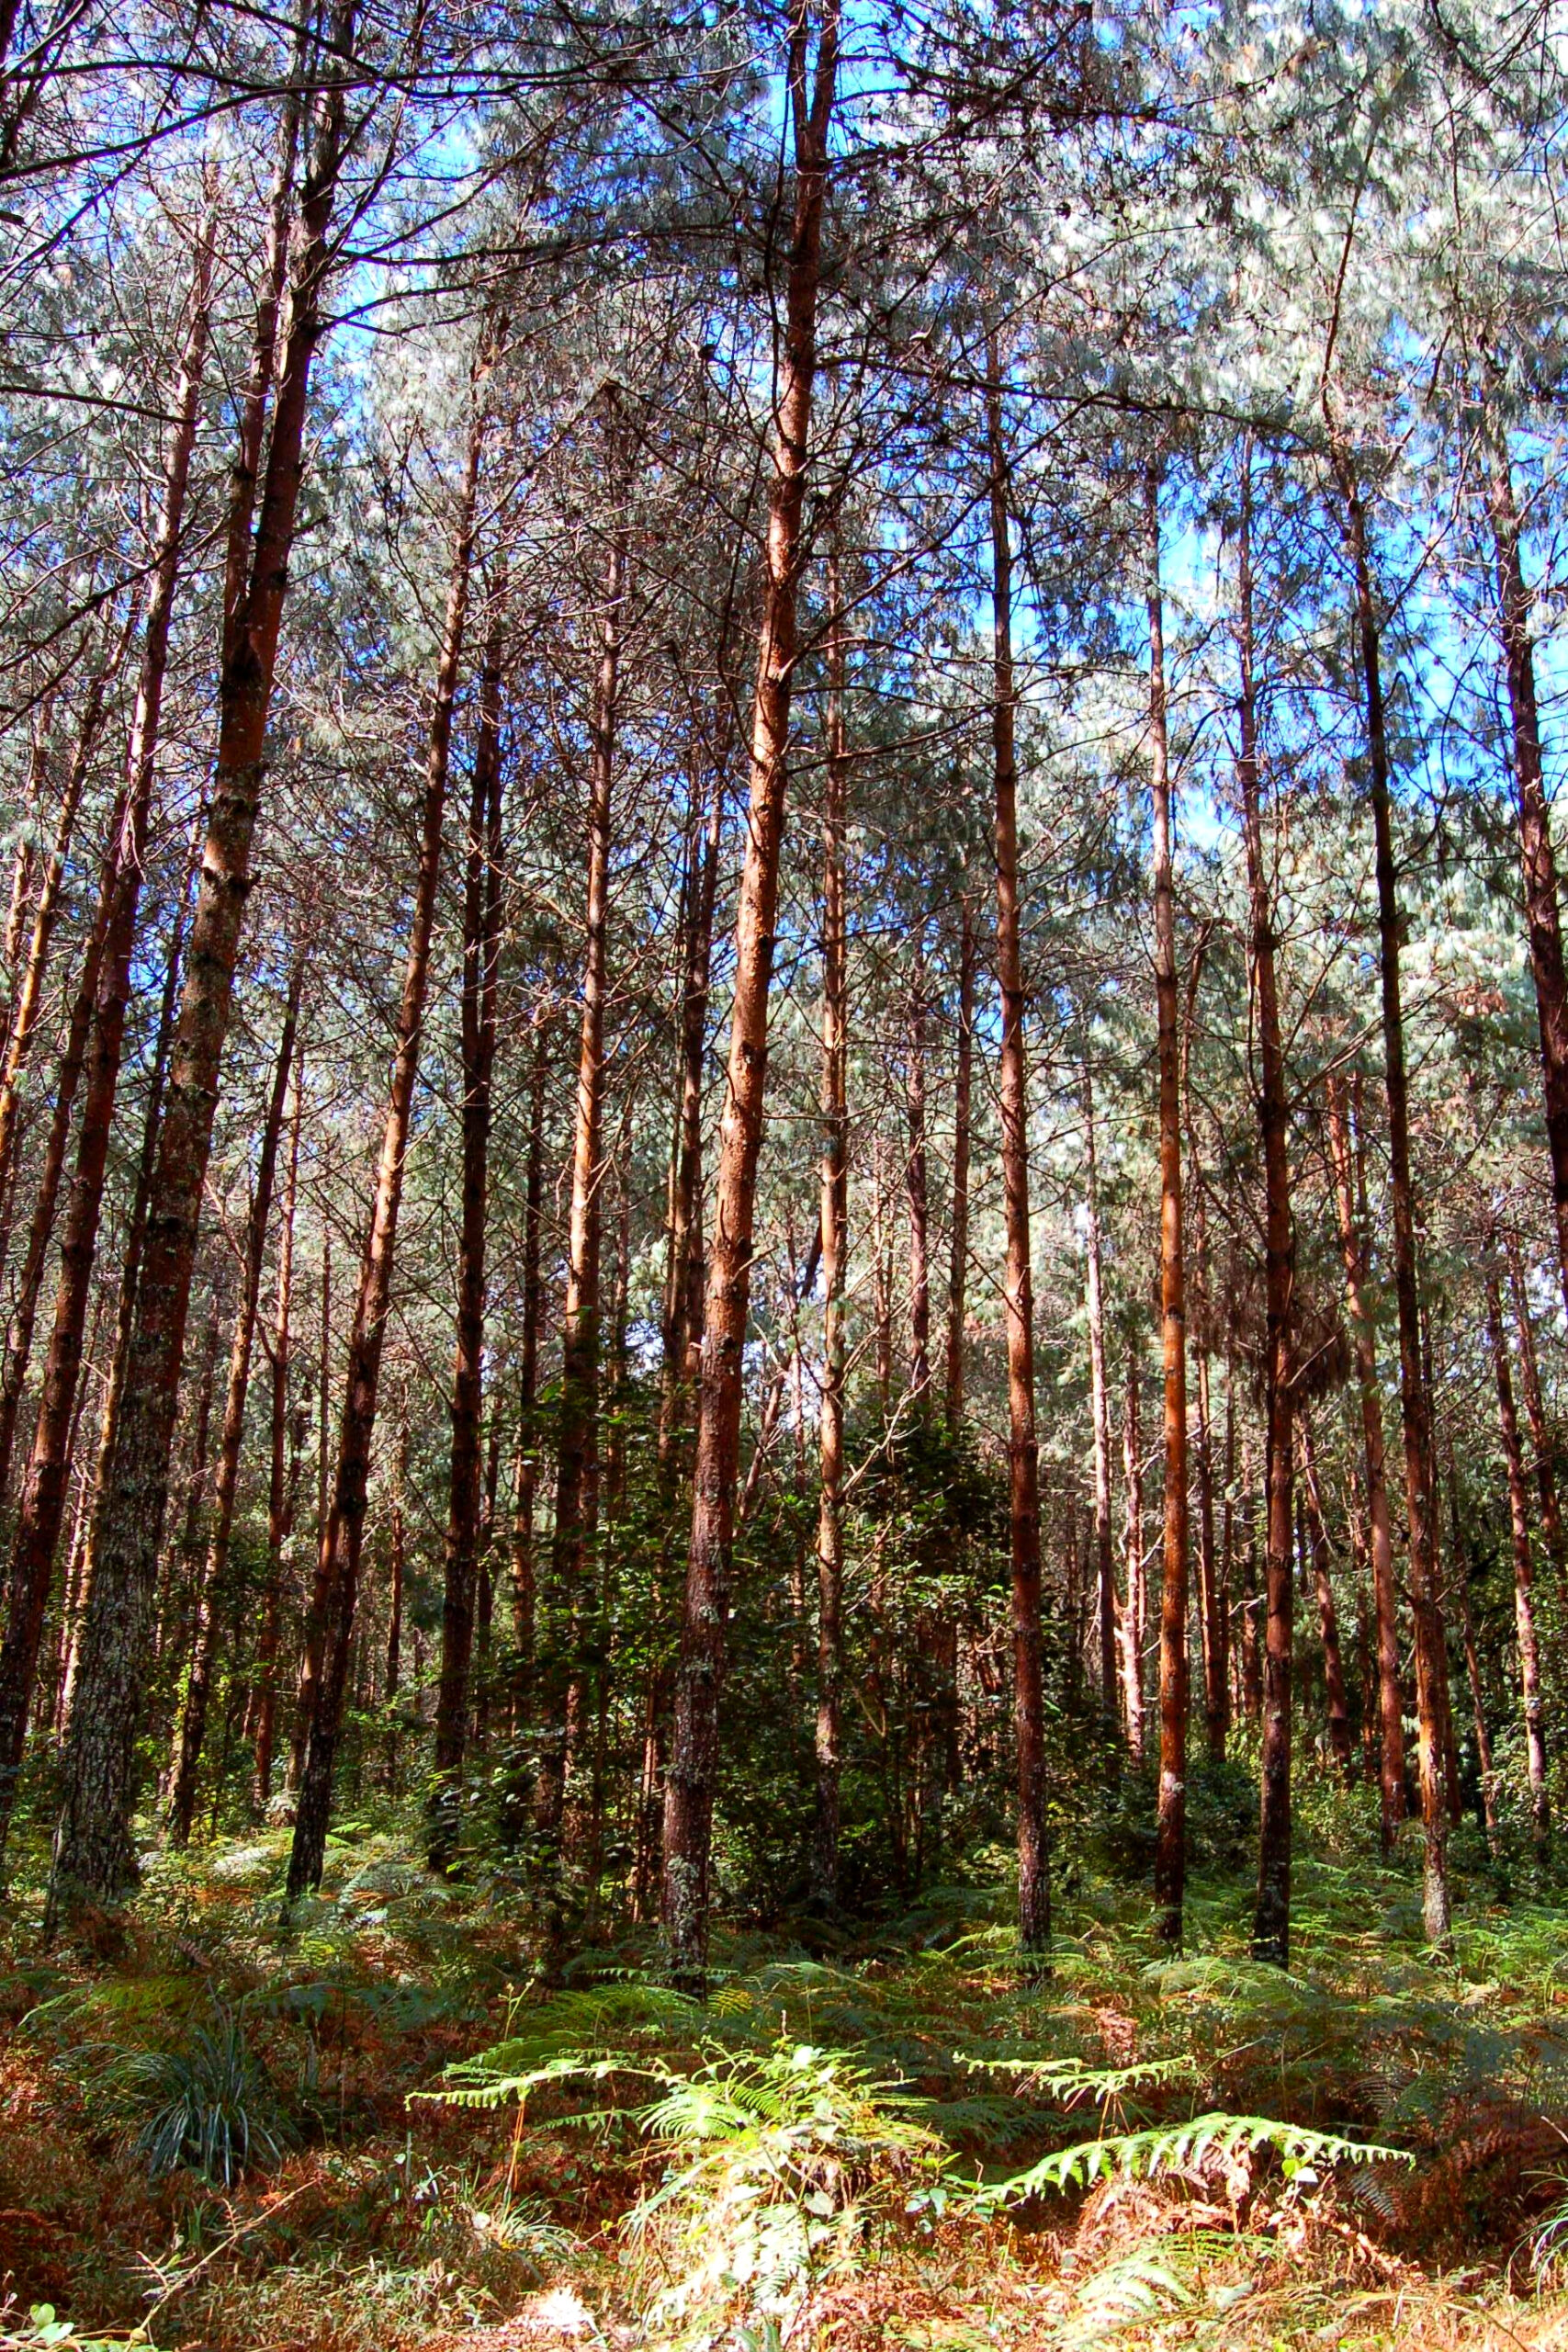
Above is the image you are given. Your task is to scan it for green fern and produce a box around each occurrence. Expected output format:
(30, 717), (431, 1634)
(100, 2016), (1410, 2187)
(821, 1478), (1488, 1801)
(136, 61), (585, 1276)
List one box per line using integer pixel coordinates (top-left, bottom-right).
(975, 2109), (1411, 2208)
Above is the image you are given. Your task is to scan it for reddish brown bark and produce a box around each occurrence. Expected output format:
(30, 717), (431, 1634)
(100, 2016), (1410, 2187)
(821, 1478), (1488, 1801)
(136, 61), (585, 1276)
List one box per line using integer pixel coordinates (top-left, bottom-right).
(659, 746), (724, 1469)
(0, 648), (116, 1235)
(946, 893), (974, 1426)
(52, 18), (359, 1922)
(660, 0), (839, 1993)
(1326, 1069), (1405, 1847)
(0, 777), (128, 1509)
(508, 1007), (549, 1741)
(1083, 1066), (1117, 1724)
(1237, 459), (1296, 1965)
(0, 224), (213, 1871)
(1122, 1351), (1145, 1757)
(905, 933), (931, 1402)
(1337, 452), (1452, 1948)
(166, 960), (303, 1844)
(1506, 1234), (1568, 1606)
(1488, 446), (1568, 1321)
(430, 593), (506, 1864)
(987, 335), (1048, 1963)
(1300, 1417), (1353, 1776)
(251, 1029), (302, 1810)
(285, 339), (491, 1905)
(1447, 1453), (1499, 1843)
(542, 512), (627, 1870)
(1485, 1261), (1551, 1839)
(1146, 469), (1189, 1950)
(812, 568), (849, 1908)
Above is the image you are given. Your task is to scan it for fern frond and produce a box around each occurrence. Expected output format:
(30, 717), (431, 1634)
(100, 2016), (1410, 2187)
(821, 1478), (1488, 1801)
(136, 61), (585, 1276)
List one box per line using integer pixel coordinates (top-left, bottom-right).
(975, 2110), (1411, 2208)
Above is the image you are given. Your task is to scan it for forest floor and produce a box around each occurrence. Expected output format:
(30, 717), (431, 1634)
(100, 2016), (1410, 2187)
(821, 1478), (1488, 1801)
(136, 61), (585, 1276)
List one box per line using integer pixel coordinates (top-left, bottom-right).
(5, 1785), (1568, 2350)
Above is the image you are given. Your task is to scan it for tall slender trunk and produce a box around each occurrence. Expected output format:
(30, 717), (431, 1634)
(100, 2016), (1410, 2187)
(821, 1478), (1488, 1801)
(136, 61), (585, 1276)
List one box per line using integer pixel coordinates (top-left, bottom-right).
(1300, 1415), (1352, 1775)
(1122, 1352), (1145, 1757)
(52, 15), (360, 1924)
(252, 1032), (302, 1810)
(1326, 1069), (1405, 1847)
(164, 1299), (221, 1708)
(1488, 442), (1568, 1320)
(1183, 984), (1225, 1765)
(384, 1408), (410, 1791)
(0, 224), (213, 1871)
(905, 932), (931, 1400)
(659, 749), (723, 1468)
(1238, 458), (1296, 1965)
(539, 512), (626, 1874)
(166, 961), (302, 1844)
(1447, 1452), (1499, 1842)
(1485, 1260), (1551, 1839)
(508, 1007), (549, 1739)
(946, 893), (974, 1426)
(660, 0), (839, 1993)
(1083, 1066), (1117, 1724)
(812, 565), (848, 1907)
(987, 334), (1048, 1963)
(289, 1194), (333, 1794)
(430, 592), (506, 1864)
(1337, 451), (1452, 1949)
(285, 344), (491, 1905)
(86, 815), (202, 1589)
(0, 649), (117, 1232)
(1506, 1233), (1568, 1605)
(0, 781), (128, 1509)
(1146, 469), (1188, 1950)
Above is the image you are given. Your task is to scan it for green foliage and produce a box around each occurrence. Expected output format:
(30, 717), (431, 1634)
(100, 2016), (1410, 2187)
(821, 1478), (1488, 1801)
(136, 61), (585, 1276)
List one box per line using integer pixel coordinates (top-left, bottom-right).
(39, 1997), (290, 2186)
(0, 2306), (128, 2352)
(625, 2041), (945, 2342)
(976, 2110), (1411, 2209)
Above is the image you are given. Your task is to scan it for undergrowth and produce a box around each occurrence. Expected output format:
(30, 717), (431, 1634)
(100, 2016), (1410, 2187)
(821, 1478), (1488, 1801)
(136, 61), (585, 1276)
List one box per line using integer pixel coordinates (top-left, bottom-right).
(3, 1810), (1568, 2346)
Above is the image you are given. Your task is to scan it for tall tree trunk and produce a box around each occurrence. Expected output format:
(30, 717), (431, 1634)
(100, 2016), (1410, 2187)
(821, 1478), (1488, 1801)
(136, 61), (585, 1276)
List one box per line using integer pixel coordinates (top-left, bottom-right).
(251, 1031), (302, 1811)
(0, 779), (128, 1509)
(946, 894), (974, 1426)
(1083, 1065), (1117, 1725)
(1300, 1416), (1352, 1776)
(905, 931), (931, 1400)
(166, 960), (302, 1844)
(1337, 452), (1452, 1949)
(1447, 1451), (1499, 1843)
(1488, 442), (1568, 1321)
(0, 647), (117, 1234)
(1146, 468), (1188, 1950)
(85, 813), (202, 1600)
(659, 747), (723, 1469)
(987, 334), (1048, 1964)
(1506, 1232), (1568, 1606)
(1326, 1069), (1405, 1848)
(508, 1007), (549, 1740)
(284, 340), (491, 1905)
(1485, 1260), (1551, 1840)
(1122, 1351), (1145, 1757)
(660, 0), (839, 1994)
(1182, 979), (1225, 1765)
(1237, 458), (1296, 1965)
(430, 592), (506, 1865)
(288, 1191), (333, 1794)
(51, 17), (359, 1924)
(0, 223), (213, 1871)
(812, 563), (848, 1908)
(539, 510), (626, 1880)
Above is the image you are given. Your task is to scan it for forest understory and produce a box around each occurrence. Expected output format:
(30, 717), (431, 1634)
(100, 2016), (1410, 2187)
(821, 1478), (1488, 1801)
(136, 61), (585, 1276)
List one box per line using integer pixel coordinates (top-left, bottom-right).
(7, 1781), (1568, 2352)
